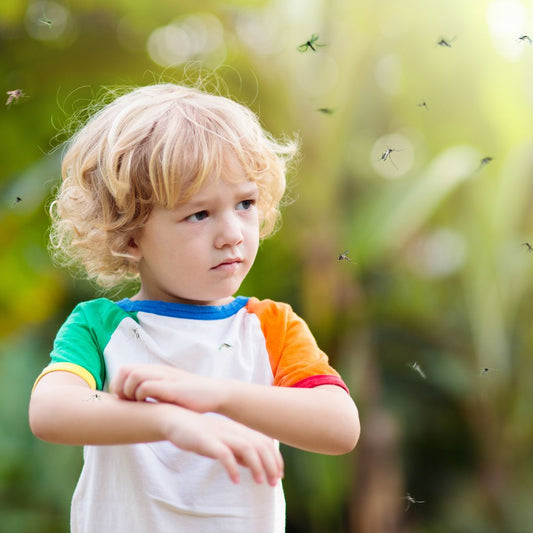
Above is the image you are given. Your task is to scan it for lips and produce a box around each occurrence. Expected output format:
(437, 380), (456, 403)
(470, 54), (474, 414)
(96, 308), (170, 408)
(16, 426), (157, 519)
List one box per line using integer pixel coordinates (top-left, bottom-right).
(211, 258), (243, 270)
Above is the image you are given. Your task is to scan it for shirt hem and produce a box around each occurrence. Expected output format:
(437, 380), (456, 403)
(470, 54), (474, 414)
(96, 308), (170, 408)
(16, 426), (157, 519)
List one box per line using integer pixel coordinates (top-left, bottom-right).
(291, 375), (350, 394)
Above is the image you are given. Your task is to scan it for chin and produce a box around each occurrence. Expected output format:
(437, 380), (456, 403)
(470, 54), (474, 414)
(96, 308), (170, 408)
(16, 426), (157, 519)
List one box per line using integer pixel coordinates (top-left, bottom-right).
(206, 290), (241, 306)
(184, 291), (233, 306)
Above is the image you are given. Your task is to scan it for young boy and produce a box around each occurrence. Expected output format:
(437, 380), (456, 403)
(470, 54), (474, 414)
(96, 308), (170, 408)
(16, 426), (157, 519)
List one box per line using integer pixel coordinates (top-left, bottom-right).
(29, 83), (360, 532)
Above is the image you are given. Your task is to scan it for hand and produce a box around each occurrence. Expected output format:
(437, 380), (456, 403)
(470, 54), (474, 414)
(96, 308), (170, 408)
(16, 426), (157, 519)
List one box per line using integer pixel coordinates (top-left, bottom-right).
(110, 364), (227, 413)
(158, 403), (284, 486)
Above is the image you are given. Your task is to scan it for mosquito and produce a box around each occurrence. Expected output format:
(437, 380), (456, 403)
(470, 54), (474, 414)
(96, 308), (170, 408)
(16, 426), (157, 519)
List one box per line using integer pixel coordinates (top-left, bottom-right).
(437, 37), (455, 47)
(6, 89), (26, 106)
(518, 35), (532, 45)
(84, 393), (102, 402)
(39, 13), (53, 27)
(481, 367), (500, 376)
(380, 147), (401, 169)
(403, 493), (425, 511)
(477, 156), (493, 171)
(39, 15), (53, 27)
(316, 107), (335, 114)
(219, 342), (232, 351)
(298, 33), (326, 52)
(522, 242), (533, 253)
(11, 196), (22, 207)
(417, 100), (428, 110)
(408, 361), (426, 379)
(338, 250), (353, 263)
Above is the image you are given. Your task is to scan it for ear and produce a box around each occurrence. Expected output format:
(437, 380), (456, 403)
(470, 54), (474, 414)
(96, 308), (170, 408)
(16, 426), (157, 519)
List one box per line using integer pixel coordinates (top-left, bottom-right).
(127, 236), (143, 261)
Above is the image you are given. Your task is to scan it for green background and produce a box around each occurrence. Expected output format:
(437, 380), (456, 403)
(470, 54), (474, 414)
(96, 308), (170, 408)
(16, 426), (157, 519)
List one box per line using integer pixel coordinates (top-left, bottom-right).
(2, 0), (533, 531)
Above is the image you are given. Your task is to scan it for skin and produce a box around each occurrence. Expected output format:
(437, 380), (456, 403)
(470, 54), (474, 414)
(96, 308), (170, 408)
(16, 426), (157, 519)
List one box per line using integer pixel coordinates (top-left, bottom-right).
(29, 154), (360, 486)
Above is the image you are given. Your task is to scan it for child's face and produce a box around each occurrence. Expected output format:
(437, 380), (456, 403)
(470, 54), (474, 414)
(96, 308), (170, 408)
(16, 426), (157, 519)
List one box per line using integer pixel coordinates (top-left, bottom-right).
(129, 156), (260, 305)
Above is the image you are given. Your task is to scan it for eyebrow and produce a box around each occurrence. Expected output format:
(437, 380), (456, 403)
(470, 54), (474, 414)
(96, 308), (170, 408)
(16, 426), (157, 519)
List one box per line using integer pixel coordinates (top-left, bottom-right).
(179, 182), (258, 211)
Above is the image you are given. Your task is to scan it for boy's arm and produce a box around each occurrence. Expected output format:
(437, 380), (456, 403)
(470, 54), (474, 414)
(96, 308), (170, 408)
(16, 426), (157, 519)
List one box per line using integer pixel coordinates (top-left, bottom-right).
(220, 382), (359, 455)
(111, 366), (360, 455)
(29, 371), (283, 485)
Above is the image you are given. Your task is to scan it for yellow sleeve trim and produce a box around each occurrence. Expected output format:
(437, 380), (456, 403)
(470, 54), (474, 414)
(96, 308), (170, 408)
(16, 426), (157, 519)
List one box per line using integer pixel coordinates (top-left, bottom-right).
(32, 362), (97, 392)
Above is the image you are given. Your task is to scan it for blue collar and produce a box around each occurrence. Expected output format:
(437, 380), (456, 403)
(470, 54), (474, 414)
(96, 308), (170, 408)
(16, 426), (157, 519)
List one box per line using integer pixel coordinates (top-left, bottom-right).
(116, 296), (249, 320)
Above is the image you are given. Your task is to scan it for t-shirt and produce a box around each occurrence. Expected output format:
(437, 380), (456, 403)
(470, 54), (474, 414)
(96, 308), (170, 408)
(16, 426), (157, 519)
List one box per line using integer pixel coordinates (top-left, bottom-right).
(36, 296), (349, 533)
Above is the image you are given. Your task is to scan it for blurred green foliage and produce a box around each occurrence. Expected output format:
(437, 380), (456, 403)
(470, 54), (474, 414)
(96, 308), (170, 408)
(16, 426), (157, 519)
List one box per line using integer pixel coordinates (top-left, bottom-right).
(3, 0), (533, 531)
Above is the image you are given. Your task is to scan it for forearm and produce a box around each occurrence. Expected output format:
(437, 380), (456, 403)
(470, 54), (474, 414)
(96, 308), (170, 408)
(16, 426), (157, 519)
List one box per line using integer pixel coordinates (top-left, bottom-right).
(218, 383), (360, 455)
(29, 383), (173, 446)
(30, 371), (285, 485)
(111, 365), (360, 455)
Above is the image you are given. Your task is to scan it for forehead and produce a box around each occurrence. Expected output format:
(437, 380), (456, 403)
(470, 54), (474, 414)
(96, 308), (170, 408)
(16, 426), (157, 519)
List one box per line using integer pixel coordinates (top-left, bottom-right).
(177, 150), (255, 201)
(147, 177), (258, 223)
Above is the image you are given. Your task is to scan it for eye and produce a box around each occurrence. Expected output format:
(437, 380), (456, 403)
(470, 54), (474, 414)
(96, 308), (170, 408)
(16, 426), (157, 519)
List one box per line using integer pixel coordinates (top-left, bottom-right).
(236, 199), (256, 211)
(187, 210), (209, 222)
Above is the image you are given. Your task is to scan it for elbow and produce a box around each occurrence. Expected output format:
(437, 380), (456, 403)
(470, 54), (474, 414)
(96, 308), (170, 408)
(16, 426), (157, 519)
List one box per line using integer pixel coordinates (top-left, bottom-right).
(346, 414), (361, 453)
(328, 401), (361, 455)
(28, 395), (56, 443)
(333, 414), (360, 455)
(29, 422), (49, 443)
(28, 399), (46, 441)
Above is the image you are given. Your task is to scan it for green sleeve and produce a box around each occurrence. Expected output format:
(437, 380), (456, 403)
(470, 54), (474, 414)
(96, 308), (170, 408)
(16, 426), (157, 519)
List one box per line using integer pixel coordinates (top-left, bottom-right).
(48, 298), (130, 390)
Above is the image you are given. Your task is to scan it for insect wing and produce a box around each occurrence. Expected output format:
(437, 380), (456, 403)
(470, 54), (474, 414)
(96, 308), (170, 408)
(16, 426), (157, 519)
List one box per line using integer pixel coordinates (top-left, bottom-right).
(311, 34), (326, 48)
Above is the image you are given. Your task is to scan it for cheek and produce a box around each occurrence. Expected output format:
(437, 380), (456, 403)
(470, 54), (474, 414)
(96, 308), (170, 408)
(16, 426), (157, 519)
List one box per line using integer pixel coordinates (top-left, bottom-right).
(247, 231), (260, 259)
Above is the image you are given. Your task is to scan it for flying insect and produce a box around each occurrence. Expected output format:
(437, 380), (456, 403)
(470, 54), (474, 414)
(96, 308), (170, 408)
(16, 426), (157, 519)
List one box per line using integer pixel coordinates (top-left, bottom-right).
(403, 493), (425, 511)
(6, 89), (26, 106)
(338, 250), (353, 263)
(408, 361), (426, 379)
(298, 33), (326, 52)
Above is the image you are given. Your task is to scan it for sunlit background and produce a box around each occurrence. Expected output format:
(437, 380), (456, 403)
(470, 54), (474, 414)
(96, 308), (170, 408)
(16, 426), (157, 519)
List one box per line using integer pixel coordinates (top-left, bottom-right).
(3, 0), (533, 531)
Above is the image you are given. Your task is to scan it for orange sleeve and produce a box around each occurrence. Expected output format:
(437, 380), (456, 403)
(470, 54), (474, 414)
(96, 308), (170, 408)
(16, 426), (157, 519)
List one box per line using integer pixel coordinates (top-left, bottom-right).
(246, 298), (349, 393)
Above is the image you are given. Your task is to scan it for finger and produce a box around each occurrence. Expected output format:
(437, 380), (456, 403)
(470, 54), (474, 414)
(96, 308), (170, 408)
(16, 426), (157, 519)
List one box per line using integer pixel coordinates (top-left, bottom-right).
(111, 365), (153, 399)
(233, 440), (267, 484)
(109, 366), (131, 398)
(274, 442), (284, 478)
(121, 370), (144, 400)
(215, 445), (241, 484)
(170, 421), (242, 484)
(122, 366), (164, 400)
(210, 419), (274, 484)
(134, 380), (168, 402)
(136, 379), (184, 404)
(192, 437), (241, 484)
(134, 380), (153, 402)
(260, 441), (284, 487)
(253, 438), (283, 486)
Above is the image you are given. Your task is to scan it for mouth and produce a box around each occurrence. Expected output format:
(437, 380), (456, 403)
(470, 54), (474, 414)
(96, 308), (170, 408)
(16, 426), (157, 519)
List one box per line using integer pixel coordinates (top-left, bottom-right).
(211, 258), (243, 271)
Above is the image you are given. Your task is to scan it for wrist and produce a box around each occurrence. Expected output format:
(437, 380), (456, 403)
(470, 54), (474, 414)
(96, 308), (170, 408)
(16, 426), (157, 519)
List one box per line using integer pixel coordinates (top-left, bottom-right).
(153, 401), (184, 441)
(217, 378), (245, 417)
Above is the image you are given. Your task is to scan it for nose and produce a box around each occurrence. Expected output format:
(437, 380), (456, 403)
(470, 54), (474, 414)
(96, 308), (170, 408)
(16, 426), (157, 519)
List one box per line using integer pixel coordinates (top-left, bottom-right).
(214, 212), (243, 249)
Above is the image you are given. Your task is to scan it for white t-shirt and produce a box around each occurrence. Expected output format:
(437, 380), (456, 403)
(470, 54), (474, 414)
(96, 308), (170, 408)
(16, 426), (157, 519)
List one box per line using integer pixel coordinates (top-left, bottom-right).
(36, 296), (348, 532)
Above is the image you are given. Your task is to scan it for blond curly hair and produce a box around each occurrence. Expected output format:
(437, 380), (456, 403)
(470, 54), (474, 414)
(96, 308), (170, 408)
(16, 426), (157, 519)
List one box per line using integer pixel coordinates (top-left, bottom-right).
(49, 84), (298, 288)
